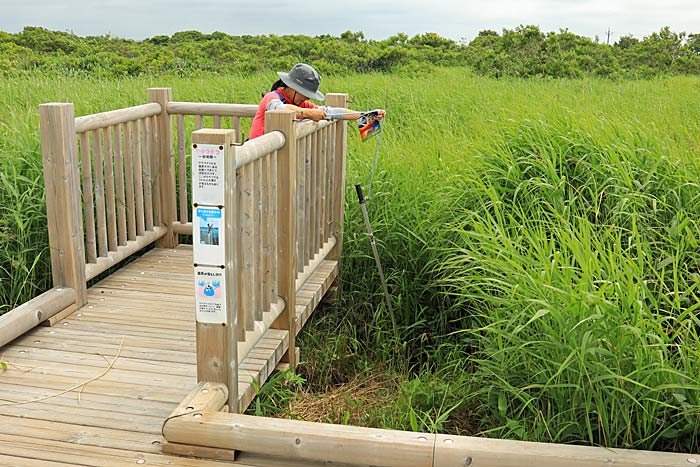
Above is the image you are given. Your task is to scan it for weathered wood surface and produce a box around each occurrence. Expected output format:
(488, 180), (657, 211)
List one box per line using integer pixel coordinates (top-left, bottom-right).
(74, 102), (161, 133)
(265, 110), (298, 368)
(166, 102), (257, 117)
(0, 287), (76, 348)
(0, 246), (338, 467)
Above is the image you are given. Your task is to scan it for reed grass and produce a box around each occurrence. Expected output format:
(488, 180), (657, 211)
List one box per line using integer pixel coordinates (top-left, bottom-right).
(336, 70), (700, 451)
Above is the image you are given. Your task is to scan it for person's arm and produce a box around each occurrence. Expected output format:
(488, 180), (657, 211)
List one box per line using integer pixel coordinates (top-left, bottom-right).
(271, 99), (387, 122)
(266, 98), (327, 121)
(284, 104), (327, 121)
(321, 107), (386, 121)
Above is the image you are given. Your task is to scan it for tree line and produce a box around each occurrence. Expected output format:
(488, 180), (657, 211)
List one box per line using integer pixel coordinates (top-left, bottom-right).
(1, 25), (699, 78)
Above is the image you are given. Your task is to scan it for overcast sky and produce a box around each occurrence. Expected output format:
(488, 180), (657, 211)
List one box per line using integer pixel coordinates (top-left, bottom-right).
(1, 0), (698, 43)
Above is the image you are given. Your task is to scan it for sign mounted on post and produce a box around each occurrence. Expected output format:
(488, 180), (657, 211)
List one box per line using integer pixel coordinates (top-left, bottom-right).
(194, 265), (227, 324)
(191, 128), (239, 402)
(191, 137), (230, 326)
(193, 206), (225, 265)
(192, 143), (225, 206)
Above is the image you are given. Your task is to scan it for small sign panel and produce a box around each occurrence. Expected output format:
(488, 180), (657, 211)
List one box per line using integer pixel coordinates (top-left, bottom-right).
(192, 143), (225, 206)
(194, 266), (226, 324)
(193, 206), (225, 265)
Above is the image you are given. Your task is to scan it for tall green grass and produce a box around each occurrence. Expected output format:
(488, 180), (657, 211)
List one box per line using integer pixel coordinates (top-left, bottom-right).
(1, 69), (699, 452)
(431, 116), (700, 451)
(336, 70), (700, 451)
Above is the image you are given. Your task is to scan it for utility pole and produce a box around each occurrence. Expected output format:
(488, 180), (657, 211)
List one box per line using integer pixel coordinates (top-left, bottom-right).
(605, 28), (613, 45)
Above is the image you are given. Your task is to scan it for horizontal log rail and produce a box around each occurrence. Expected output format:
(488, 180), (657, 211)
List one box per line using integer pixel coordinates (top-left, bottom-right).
(237, 298), (285, 365)
(74, 103), (161, 133)
(172, 221), (192, 235)
(295, 118), (334, 139)
(295, 236), (336, 292)
(235, 131), (285, 167)
(85, 226), (168, 281)
(168, 382), (229, 419)
(166, 101), (257, 117)
(163, 409), (700, 467)
(0, 287), (76, 348)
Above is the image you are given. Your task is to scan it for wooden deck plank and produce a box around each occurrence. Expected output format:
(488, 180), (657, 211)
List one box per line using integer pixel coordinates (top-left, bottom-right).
(65, 312), (196, 331)
(0, 435), (245, 467)
(14, 328), (197, 353)
(0, 417), (243, 466)
(6, 338), (197, 365)
(237, 328), (289, 412)
(70, 307), (197, 325)
(0, 359), (195, 390)
(95, 281), (195, 296)
(0, 454), (79, 467)
(87, 286), (193, 300)
(0, 246), (338, 466)
(122, 258), (193, 268)
(0, 382), (173, 417)
(0, 373), (187, 404)
(2, 345), (196, 377)
(46, 319), (196, 339)
(295, 260), (338, 332)
(112, 264), (193, 274)
(0, 378), (180, 415)
(0, 402), (164, 434)
(77, 303), (196, 320)
(98, 268), (193, 280)
(106, 268), (193, 280)
(0, 435), (232, 466)
(79, 302), (195, 317)
(0, 414), (167, 454)
(88, 287), (195, 303)
(77, 304), (195, 323)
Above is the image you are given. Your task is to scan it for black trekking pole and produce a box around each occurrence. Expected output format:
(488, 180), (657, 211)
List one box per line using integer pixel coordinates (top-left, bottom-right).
(355, 183), (397, 335)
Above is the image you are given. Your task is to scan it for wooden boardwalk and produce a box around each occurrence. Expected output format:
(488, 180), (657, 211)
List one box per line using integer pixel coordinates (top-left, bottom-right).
(0, 246), (337, 467)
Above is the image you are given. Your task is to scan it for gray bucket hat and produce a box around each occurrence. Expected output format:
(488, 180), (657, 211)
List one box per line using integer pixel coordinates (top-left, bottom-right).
(277, 63), (324, 101)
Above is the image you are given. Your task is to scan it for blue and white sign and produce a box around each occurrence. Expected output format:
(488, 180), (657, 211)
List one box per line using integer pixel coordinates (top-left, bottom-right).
(193, 206), (225, 266)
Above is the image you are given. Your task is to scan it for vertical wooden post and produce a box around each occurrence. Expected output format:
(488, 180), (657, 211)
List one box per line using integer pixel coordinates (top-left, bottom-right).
(39, 103), (88, 307)
(193, 129), (239, 411)
(148, 87), (177, 247)
(324, 93), (348, 296)
(265, 110), (298, 367)
(238, 164), (256, 331)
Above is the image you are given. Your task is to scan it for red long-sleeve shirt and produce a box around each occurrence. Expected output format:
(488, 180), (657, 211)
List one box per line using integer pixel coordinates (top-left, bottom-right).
(249, 88), (318, 140)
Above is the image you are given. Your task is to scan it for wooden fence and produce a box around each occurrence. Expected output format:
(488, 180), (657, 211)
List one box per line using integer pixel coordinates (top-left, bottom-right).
(162, 382), (699, 467)
(188, 100), (348, 412)
(0, 89), (348, 361)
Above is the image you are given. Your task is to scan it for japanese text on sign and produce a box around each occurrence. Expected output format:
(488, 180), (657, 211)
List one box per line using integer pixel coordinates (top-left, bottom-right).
(192, 143), (225, 206)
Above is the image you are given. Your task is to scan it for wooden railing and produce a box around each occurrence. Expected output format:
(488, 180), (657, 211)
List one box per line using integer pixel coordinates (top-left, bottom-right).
(166, 100), (257, 233)
(1, 88), (347, 353)
(192, 95), (348, 411)
(74, 97), (170, 281)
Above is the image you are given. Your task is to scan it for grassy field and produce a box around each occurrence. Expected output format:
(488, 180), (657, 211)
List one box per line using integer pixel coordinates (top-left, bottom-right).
(1, 68), (699, 452)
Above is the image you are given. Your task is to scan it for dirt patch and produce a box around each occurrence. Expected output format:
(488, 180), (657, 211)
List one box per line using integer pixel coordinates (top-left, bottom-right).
(281, 372), (401, 427)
